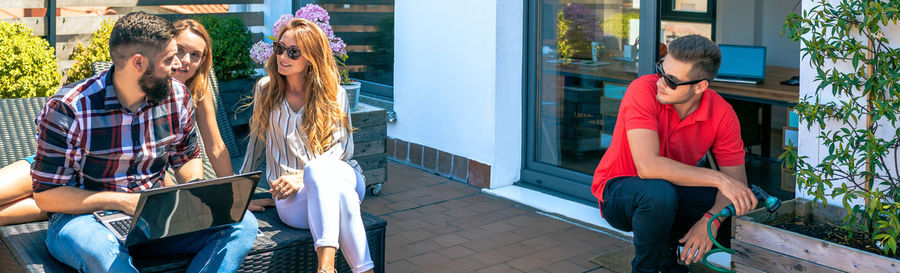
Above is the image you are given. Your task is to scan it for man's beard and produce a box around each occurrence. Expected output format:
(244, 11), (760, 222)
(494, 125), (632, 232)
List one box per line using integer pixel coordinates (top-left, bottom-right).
(138, 64), (172, 102)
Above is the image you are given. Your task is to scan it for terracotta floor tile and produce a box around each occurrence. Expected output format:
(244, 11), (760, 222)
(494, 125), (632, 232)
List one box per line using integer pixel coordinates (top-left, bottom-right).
(385, 260), (420, 273)
(540, 260), (591, 272)
(469, 249), (513, 265)
(407, 252), (451, 268)
(441, 256), (490, 272)
(477, 263), (523, 273)
(507, 254), (552, 272)
(432, 233), (469, 247)
(371, 163), (633, 273)
(436, 245), (477, 260)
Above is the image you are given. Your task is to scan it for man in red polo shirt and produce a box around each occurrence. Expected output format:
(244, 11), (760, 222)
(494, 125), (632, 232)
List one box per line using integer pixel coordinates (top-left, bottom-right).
(592, 35), (757, 273)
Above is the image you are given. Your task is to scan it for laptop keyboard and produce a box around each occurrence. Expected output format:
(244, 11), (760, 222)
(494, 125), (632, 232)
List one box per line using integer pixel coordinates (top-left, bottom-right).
(110, 218), (132, 236)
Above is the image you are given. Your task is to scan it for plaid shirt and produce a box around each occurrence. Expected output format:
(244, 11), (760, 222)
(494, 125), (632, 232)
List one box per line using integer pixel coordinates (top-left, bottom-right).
(31, 68), (200, 193)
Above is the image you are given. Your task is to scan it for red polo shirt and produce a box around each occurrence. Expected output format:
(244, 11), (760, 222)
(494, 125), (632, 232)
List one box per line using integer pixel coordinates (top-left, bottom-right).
(592, 74), (745, 204)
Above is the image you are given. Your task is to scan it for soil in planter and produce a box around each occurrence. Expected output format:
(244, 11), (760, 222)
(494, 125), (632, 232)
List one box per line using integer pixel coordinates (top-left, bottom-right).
(774, 217), (900, 259)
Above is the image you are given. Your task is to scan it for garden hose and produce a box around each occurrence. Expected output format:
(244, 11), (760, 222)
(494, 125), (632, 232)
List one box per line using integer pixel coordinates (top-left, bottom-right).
(702, 207), (736, 273)
(701, 185), (782, 273)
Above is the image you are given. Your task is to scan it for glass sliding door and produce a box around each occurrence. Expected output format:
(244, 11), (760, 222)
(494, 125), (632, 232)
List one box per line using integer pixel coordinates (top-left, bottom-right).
(522, 0), (657, 202)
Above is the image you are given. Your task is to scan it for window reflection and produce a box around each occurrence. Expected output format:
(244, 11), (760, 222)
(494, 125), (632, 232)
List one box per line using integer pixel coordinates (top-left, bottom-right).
(535, 1), (640, 174)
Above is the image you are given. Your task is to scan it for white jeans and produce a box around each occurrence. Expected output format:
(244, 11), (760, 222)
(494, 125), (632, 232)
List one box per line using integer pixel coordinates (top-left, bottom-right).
(275, 159), (374, 273)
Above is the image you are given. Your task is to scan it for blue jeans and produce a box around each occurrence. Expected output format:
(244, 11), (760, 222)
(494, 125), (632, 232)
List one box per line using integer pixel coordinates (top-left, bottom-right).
(45, 210), (258, 273)
(600, 176), (730, 273)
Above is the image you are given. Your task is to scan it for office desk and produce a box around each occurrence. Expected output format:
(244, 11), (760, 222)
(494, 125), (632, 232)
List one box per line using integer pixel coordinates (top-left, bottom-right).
(546, 61), (799, 104)
(544, 61), (800, 158)
(710, 66), (799, 158)
(710, 66), (799, 106)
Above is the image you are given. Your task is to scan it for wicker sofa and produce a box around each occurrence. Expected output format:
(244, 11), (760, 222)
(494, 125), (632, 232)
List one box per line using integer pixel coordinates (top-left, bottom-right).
(0, 67), (386, 272)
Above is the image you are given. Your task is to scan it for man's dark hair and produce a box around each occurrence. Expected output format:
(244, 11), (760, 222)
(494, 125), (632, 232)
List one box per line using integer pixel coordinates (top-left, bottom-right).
(108, 12), (176, 68)
(667, 34), (721, 80)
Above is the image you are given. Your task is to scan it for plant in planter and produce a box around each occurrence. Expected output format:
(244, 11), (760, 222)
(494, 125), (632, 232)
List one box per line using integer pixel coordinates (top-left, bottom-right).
(199, 15), (257, 125)
(198, 15), (255, 82)
(730, 1), (900, 272)
(0, 21), (60, 98)
(556, 3), (601, 61)
(249, 4), (360, 111)
(66, 19), (115, 84)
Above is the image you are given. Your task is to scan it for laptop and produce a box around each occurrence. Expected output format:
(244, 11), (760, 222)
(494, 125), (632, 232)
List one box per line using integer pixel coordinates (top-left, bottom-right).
(713, 44), (767, 84)
(93, 171), (261, 247)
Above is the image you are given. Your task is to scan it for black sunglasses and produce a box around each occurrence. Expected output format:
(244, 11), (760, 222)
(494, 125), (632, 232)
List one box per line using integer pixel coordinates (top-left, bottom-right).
(273, 41), (303, 60)
(656, 60), (707, 89)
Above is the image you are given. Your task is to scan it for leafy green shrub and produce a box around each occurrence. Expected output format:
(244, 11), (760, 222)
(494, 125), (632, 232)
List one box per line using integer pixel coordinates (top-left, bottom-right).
(66, 19), (115, 84)
(198, 15), (254, 81)
(0, 21), (60, 98)
(783, 0), (900, 255)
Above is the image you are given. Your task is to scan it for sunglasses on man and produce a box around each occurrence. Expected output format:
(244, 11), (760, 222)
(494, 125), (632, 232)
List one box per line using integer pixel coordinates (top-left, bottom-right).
(273, 41), (303, 60)
(656, 60), (708, 90)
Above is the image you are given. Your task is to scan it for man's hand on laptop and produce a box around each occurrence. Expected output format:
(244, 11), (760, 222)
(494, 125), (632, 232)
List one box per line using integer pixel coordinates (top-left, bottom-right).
(115, 192), (141, 215)
(270, 173), (304, 200)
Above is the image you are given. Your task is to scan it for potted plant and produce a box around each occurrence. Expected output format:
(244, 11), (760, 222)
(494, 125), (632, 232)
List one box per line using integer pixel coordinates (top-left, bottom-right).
(731, 1), (900, 272)
(556, 3), (601, 61)
(0, 21), (60, 98)
(250, 4), (359, 111)
(199, 15), (257, 125)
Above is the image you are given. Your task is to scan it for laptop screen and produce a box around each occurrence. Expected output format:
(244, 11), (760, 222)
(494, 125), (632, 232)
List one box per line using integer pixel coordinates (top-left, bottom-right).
(717, 44), (766, 80)
(127, 173), (259, 243)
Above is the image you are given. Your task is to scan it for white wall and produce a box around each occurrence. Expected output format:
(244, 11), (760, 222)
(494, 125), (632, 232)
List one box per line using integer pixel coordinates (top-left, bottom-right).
(716, 0), (755, 45)
(796, 0), (900, 205)
(391, 0), (523, 188)
(759, 0), (800, 68)
(492, 0), (524, 188)
(716, 0), (800, 68)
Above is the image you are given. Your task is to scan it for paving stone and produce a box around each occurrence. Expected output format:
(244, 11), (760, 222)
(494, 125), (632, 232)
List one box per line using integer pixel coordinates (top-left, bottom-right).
(507, 255), (552, 272)
(436, 245), (477, 260)
(386, 260), (420, 273)
(478, 263), (523, 273)
(371, 163), (632, 273)
(407, 252), (450, 268)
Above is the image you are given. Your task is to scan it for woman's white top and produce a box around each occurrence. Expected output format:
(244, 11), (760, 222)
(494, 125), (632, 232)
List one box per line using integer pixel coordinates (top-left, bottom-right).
(239, 76), (362, 183)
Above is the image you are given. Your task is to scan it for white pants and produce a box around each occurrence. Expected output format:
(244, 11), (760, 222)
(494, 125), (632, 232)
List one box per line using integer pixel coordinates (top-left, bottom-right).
(275, 159), (374, 273)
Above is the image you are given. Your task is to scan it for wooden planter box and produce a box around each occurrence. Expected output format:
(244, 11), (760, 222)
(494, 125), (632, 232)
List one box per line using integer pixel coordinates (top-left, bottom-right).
(350, 103), (387, 194)
(732, 199), (900, 272)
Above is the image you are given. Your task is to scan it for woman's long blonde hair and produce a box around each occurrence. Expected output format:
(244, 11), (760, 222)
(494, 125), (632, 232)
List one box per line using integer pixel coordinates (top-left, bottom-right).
(173, 19), (213, 105)
(248, 18), (350, 155)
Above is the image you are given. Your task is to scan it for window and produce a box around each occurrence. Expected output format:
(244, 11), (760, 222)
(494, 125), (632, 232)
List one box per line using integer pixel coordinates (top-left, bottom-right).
(522, 0), (656, 202)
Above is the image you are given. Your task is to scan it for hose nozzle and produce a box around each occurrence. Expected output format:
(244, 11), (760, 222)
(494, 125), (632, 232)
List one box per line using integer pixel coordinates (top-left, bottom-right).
(750, 184), (781, 213)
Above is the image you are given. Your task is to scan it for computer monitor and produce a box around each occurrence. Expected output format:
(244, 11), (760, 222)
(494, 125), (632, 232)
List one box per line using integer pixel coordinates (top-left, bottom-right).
(716, 44), (766, 82)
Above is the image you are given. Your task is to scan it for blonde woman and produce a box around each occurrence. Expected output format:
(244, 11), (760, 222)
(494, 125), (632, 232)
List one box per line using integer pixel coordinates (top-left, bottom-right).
(239, 18), (373, 273)
(0, 19), (271, 227)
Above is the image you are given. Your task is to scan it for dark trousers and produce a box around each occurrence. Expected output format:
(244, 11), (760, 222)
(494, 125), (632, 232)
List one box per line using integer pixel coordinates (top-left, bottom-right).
(600, 176), (731, 273)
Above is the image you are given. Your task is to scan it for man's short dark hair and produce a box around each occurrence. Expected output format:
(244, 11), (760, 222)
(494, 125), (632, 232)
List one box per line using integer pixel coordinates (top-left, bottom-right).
(108, 11), (176, 68)
(667, 34), (721, 80)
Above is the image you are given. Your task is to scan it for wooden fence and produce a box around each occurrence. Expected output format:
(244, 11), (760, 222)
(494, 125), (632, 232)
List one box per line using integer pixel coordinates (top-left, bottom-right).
(1, 0), (264, 71)
(318, 0), (394, 87)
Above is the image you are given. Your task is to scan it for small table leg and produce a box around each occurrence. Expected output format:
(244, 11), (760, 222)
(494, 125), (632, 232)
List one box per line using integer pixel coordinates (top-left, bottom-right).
(761, 104), (773, 158)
